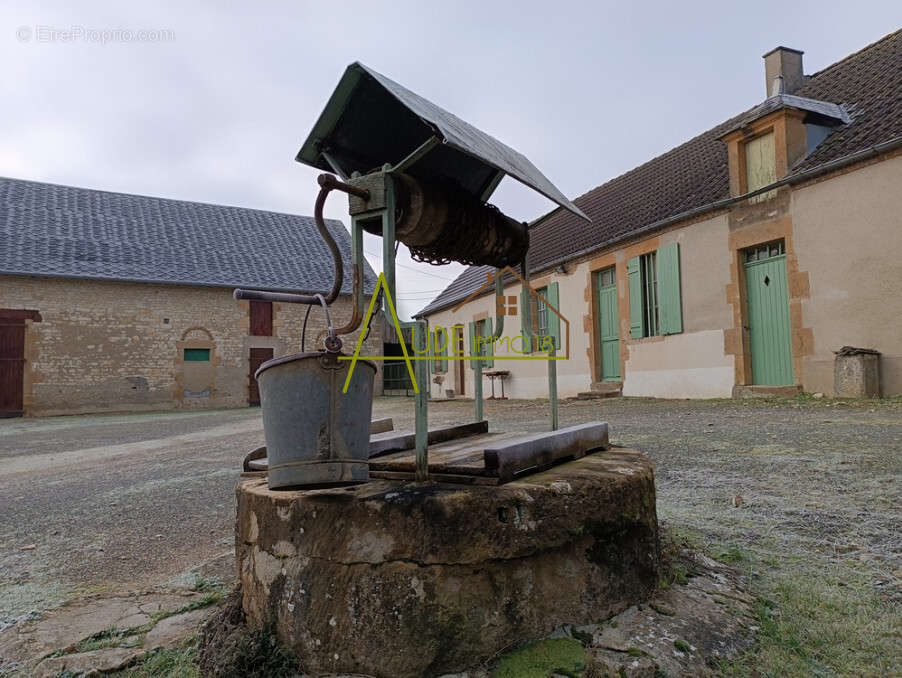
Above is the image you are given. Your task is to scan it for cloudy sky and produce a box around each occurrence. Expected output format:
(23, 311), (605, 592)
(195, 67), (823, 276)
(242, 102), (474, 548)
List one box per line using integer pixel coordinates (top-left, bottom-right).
(2, 1), (899, 318)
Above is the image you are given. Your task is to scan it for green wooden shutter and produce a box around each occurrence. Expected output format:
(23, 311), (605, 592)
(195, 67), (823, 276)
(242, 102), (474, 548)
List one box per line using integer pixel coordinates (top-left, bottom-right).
(545, 282), (561, 350)
(468, 321), (477, 370)
(520, 289), (531, 353)
(484, 318), (494, 367)
(628, 256), (645, 339)
(657, 243), (683, 335)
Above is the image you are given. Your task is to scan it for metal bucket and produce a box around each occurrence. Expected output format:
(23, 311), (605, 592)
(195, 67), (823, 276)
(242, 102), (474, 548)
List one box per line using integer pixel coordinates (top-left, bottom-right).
(256, 351), (376, 490)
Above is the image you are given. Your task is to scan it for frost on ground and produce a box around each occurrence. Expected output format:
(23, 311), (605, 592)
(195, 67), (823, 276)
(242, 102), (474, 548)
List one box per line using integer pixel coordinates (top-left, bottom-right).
(0, 396), (899, 676)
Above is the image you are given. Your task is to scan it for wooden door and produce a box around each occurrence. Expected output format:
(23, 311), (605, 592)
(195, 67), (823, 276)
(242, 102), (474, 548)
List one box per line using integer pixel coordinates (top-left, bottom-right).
(0, 318), (26, 417)
(454, 326), (465, 396)
(744, 242), (793, 385)
(248, 348), (274, 406)
(596, 267), (620, 381)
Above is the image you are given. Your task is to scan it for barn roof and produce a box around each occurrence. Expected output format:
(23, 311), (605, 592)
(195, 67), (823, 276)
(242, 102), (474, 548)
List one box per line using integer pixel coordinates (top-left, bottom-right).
(0, 176), (376, 294)
(417, 29), (902, 317)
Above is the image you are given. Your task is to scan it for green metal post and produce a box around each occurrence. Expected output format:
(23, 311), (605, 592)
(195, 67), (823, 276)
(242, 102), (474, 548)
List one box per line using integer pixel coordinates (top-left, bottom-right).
(350, 215), (365, 322)
(414, 320), (429, 481)
(474, 360), (483, 421)
(548, 348), (559, 431)
(381, 171), (396, 305)
(521, 253), (558, 431)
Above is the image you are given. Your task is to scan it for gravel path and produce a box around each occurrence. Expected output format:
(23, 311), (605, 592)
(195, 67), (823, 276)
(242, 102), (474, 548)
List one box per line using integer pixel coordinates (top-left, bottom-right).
(1, 395), (899, 672)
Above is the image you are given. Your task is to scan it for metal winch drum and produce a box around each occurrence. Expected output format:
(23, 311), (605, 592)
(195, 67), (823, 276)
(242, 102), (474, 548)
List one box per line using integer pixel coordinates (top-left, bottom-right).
(255, 351), (376, 490)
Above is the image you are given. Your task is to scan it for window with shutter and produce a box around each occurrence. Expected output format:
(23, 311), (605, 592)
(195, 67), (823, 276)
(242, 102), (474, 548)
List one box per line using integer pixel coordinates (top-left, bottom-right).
(249, 300), (273, 336)
(628, 246), (683, 338)
(628, 257), (645, 339)
(482, 317), (494, 368)
(432, 326), (450, 372)
(545, 283), (561, 351)
(520, 288), (539, 353)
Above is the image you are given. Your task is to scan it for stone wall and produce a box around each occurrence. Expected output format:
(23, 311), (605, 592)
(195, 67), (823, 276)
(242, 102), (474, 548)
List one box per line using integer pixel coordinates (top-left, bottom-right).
(0, 275), (382, 416)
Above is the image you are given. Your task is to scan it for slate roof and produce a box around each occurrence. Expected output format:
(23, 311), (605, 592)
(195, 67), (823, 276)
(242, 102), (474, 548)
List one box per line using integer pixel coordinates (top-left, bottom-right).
(418, 29), (902, 317)
(0, 176), (377, 294)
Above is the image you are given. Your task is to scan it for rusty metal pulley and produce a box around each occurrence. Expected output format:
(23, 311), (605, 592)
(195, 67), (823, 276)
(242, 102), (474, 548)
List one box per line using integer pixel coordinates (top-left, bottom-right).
(353, 172), (529, 268)
(394, 174), (529, 267)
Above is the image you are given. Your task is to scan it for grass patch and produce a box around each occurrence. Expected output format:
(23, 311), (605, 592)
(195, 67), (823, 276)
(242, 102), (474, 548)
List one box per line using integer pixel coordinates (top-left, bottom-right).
(196, 588), (297, 678)
(673, 639), (691, 654)
(151, 590), (224, 625)
(46, 586), (227, 661)
(46, 625), (146, 658)
(718, 572), (900, 677)
(111, 637), (200, 678)
(491, 637), (587, 678)
(714, 544), (745, 565)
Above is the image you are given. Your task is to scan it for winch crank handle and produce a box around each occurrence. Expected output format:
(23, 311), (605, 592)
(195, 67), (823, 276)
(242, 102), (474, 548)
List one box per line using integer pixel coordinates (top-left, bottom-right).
(233, 173), (369, 307)
(316, 293), (342, 353)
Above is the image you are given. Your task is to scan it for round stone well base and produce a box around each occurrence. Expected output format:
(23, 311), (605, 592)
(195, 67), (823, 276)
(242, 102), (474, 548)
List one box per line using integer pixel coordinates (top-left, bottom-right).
(235, 448), (659, 678)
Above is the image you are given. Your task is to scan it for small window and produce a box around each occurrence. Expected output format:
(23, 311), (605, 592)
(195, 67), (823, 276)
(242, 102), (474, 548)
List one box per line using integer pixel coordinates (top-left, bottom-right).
(184, 348), (210, 362)
(536, 287), (549, 338)
(745, 240), (784, 263)
(250, 300), (273, 336)
(599, 267), (615, 287)
(474, 319), (488, 357)
(641, 252), (660, 337)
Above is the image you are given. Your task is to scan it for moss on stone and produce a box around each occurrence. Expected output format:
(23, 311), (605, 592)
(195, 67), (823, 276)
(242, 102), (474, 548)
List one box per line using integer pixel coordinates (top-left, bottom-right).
(491, 637), (587, 678)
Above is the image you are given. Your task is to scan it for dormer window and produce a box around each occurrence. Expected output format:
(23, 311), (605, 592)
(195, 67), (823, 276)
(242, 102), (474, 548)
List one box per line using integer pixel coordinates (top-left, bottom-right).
(745, 131), (776, 203)
(720, 45), (850, 201)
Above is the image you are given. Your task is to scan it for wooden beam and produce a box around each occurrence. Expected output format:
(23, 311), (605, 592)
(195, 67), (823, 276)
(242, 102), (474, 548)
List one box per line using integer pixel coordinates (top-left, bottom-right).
(483, 422), (609, 482)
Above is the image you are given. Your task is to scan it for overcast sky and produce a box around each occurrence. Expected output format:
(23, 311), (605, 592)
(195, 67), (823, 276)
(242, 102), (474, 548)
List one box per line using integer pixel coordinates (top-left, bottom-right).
(2, 1), (899, 318)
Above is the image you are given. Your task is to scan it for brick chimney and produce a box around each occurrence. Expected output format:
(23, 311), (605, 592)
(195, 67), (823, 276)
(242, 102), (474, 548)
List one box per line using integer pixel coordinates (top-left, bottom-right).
(763, 46), (804, 96)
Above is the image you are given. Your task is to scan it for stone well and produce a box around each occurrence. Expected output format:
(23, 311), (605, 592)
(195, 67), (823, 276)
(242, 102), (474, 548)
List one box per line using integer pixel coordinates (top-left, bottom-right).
(235, 448), (659, 678)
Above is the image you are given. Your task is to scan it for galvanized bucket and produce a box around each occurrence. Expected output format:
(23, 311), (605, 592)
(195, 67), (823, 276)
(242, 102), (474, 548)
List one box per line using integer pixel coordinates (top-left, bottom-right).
(256, 351), (376, 490)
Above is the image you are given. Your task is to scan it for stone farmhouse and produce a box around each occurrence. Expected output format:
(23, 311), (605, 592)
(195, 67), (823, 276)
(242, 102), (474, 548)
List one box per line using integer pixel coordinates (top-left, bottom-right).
(417, 31), (902, 400)
(0, 177), (380, 417)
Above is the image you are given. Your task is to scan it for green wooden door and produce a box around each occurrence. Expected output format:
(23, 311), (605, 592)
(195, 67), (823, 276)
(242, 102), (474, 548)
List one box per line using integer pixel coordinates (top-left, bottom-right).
(596, 269), (620, 381)
(745, 253), (793, 385)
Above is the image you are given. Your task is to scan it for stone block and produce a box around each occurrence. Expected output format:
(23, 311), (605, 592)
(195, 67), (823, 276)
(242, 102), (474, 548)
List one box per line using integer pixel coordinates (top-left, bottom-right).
(834, 351), (880, 398)
(235, 449), (659, 677)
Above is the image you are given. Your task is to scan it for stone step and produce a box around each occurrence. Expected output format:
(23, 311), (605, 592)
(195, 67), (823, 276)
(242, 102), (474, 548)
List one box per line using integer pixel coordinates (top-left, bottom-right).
(590, 381), (623, 394)
(732, 384), (802, 399)
(573, 391), (620, 400)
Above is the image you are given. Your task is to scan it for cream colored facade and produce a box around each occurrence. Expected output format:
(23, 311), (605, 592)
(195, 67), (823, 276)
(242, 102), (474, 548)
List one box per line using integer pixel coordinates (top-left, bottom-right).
(0, 275), (381, 416)
(424, 151), (902, 399)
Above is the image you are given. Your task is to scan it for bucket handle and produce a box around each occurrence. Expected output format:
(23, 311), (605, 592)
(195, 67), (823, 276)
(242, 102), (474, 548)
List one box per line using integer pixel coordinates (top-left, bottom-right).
(302, 293), (342, 353)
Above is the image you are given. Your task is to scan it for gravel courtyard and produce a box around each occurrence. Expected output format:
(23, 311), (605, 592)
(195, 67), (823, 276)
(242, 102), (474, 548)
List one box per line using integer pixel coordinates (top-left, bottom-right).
(1, 395), (899, 675)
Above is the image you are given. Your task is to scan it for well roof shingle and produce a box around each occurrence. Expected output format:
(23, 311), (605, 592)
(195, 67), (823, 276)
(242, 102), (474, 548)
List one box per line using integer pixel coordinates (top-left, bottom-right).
(0, 176), (377, 294)
(418, 29), (902, 317)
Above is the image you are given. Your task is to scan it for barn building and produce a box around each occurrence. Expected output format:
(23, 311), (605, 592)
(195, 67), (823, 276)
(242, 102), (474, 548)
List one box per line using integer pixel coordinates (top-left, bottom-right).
(0, 177), (381, 417)
(418, 31), (902, 400)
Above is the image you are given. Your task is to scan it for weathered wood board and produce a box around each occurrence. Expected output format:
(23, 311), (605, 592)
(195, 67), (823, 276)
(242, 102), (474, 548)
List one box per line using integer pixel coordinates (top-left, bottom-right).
(370, 422), (610, 484)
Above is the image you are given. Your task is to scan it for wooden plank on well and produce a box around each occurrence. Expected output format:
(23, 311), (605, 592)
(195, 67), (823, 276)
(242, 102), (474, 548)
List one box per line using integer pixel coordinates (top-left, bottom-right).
(369, 432), (506, 475)
(483, 422), (610, 482)
(369, 420), (489, 458)
(370, 418), (394, 434)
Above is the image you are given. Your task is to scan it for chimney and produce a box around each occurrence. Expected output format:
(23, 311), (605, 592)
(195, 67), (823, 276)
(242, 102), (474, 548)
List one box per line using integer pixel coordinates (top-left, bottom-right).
(763, 46), (804, 96)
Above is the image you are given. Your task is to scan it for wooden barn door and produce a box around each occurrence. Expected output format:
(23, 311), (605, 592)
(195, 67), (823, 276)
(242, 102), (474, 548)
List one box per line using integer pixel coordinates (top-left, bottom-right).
(0, 317), (26, 417)
(248, 348), (273, 406)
